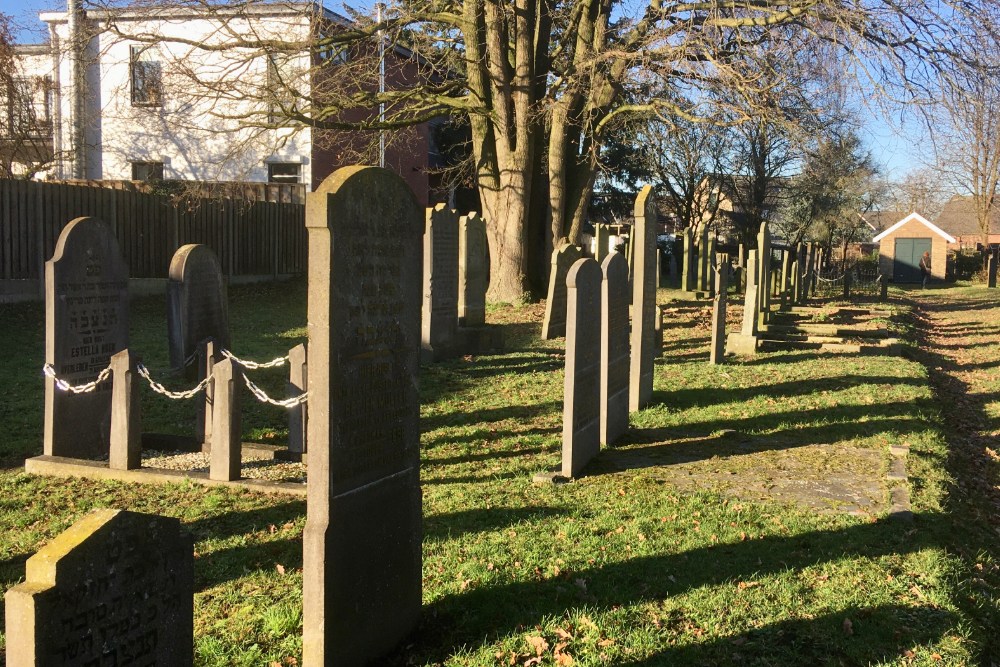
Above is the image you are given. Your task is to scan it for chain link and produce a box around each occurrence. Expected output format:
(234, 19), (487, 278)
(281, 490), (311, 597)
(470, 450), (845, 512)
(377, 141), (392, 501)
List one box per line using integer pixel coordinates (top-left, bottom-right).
(220, 349), (289, 369)
(43, 363), (112, 393)
(241, 373), (308, 408)
(137, 364), (211, 400)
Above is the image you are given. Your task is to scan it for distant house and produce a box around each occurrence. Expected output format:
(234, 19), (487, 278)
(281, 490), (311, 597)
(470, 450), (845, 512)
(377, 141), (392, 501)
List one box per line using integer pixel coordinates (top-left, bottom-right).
(933, 195), (1000, 250)
(10, 2), (438, 204)
(872, 213), (954, 282)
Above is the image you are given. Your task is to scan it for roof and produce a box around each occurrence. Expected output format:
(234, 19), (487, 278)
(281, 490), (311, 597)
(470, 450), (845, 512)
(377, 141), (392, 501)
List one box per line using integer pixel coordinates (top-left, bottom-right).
(860, 210), (906, 234)
(872, 212), (956, 244)
(933, 195), (1000, 238)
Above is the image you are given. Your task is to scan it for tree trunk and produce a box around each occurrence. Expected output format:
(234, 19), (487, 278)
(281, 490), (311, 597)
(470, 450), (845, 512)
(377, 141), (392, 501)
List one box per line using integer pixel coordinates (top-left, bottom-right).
(481, 170), (532, 303)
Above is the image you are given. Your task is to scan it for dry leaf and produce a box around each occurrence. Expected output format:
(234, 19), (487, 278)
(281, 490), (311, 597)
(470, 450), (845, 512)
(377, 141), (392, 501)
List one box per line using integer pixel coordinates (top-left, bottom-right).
(526, 635), (548, 656)
(276, 563), (286, 575)
(555, 627), (573, 640)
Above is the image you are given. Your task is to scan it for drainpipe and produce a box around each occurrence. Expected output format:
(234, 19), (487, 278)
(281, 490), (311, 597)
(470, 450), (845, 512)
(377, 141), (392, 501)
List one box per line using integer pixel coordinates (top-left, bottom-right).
(48, 23), (64, 180)
(68, 0), (86, 179)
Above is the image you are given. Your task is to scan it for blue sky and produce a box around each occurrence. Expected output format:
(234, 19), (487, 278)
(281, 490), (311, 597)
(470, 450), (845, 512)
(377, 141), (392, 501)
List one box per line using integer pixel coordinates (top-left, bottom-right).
(4, 0), (924, 182)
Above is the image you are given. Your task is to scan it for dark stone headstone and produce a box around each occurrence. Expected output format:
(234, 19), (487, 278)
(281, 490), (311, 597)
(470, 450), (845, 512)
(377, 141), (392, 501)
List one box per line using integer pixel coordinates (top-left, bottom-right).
(422, 204), (460, 360)
(44, 217), (129, 460)
(303, 166), (422, 664)
(629, 186), (657, 412)
(562, 258), (602, 477)
(458, 212), (488, 327)
(600, 252), (629, 446)
(988, 252), (997, 288)
(167, 244), (229, 373)
(710, 255), (729, 365)
(5, 509), (193, 666)
(541, 240), (583, 339)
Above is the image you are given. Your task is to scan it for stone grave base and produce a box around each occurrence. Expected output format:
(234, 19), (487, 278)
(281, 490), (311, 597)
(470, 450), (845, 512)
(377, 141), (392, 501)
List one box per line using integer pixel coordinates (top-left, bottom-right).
(725, 333), (759, 355)
(24, 448), (307, 496)
(421, 324), (504, 362)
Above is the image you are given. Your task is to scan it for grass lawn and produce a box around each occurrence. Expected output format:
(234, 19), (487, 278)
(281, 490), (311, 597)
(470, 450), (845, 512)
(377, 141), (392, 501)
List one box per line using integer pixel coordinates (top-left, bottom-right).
(1, 278), (998, 666)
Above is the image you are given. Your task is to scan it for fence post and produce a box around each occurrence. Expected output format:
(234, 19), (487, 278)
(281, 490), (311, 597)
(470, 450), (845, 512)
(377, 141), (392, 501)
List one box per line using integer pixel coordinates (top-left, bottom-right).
(879, 275), (888, 301)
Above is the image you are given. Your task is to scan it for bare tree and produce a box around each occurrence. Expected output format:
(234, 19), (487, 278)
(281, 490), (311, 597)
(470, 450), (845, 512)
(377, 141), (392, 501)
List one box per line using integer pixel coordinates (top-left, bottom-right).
(85, 0), (982, 301)
(887, 167), (950, 219)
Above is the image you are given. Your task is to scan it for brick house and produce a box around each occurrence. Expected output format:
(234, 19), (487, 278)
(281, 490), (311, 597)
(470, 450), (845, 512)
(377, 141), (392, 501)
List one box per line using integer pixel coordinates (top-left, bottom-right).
(872, 212), (954, 282)
(933, 195), (1000, 250)
(10, 2), (438, 204)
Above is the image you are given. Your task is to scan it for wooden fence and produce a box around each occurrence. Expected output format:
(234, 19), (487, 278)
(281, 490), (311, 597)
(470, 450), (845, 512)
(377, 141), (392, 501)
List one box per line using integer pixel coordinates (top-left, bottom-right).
(0, 179), (307, 287)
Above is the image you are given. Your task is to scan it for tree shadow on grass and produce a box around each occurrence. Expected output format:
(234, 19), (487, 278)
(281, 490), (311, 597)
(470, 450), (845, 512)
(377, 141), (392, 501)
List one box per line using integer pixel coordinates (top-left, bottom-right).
(422, 401), (561, 432)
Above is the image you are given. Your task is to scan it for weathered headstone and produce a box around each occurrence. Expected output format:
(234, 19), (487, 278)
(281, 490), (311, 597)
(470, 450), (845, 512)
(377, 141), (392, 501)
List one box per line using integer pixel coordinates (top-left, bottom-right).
(109, 349), (141, 471)
(706, 232), (716, 298)
(167, 244), (229, 372)
(756, 222), (771, 327)
(5, 508), (193, 666)
(600, 252), (629, 447)
(44, 217), (130, 460)
(727, 250), (759, 355)
(710, 255), (729, 364)
(682, 228), (694, 292)
(780, 250), (792, 309)
(597, 224), (611, 263)
(209, 357), (242, 482)
(287, 342), (308, 456)
(303, 166), (423, 664)
(541, 240), (583, 339)
(422, 204), (460, 360)
(560, 258), (602, 477)
(629, 186), (657, 412)
(989, 250), (998, 288)
(698, 223), (710, 292)
(458, 212), (488, 327)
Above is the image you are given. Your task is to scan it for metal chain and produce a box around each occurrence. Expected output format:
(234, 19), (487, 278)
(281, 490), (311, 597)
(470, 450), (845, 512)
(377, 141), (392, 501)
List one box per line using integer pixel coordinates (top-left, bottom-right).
(815, 273), (847, 283)
(241, 373), (308, 408)
(42, 363), (112, 394)
(136, 364), (211, 400)
(220, 349), (289, 370)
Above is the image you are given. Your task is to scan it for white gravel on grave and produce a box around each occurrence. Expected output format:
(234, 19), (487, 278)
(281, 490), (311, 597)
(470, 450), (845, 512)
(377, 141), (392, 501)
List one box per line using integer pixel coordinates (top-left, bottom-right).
(141, 449), (307, 484)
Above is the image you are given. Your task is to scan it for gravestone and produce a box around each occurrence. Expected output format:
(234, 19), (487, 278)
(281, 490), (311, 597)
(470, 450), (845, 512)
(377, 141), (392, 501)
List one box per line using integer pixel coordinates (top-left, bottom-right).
(5, 508), (193, 666)
(727, 250), (759, 355)
(422, 204), (460, 360)
(303, 166), (422, 665)
(989, 250), (998, 288)
(458, 212), (488, 327)
(560, 258), (602, 477)
(44, 217), (130, 460)
(705, 232), (716, 298)
(710, 255), (729, 364)
(166, 244), (229, 372)
(698, 224), (710, 292)
(780, 250), (792, 309)
(595, 224), (610, 263)
(682, 228), (694, 291)
(600, 252), (629, 447)
(756, 222), (771, 327)
(629, 186), (657, 412)
(287, 343), (308, 456)
(541, 240), (583, 339)
(209, 357), (242, 482)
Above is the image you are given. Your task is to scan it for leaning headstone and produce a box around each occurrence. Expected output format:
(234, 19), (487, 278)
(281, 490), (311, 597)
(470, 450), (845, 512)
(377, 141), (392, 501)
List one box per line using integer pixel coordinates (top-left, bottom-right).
(5, 508), (193, 666)
(600, 252), (629, 447)
(560, 258), (602, 477)
(44, 217), (130, 460)
(167, 244), (229, 372)
(303, 166), (422, 664)
(458, 212), (488, 327)
(209, 357), (242, 482)
(710, 255), (729, 364)
(541, 240), (583, 339)
(727, 250), (759, 355)
(629, 186), (657, 412)
(422, 204), (460, 361)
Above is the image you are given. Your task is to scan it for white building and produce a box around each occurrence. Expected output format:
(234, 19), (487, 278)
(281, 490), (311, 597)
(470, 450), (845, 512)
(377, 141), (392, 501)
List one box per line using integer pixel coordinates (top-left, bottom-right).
(8, 1), (433, 201)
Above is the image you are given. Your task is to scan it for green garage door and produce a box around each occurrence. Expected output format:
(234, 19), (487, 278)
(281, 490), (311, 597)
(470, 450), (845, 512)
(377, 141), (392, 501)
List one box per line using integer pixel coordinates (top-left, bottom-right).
(894, 238), (932, 283)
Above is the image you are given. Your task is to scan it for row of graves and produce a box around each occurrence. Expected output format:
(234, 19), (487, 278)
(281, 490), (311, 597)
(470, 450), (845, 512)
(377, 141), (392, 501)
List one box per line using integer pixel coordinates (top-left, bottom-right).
(7, 167), (668, 665)
(719, 223), (901, 359)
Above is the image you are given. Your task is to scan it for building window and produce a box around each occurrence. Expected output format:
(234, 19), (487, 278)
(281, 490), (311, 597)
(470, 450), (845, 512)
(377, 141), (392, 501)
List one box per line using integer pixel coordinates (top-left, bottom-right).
(131, 46), (163, 107)
(131, 161), (164, 181)
(267, 162), (300, 184)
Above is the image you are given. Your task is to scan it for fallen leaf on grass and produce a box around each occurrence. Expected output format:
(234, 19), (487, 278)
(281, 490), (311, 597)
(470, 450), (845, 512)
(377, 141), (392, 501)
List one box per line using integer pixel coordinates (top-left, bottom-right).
(526, 635), (548, 656)
(276, 563), (286, 575)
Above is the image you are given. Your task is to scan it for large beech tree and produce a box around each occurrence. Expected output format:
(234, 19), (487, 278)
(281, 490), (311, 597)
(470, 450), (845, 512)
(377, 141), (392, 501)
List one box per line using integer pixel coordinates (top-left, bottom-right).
(93, 0), (980, 301)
